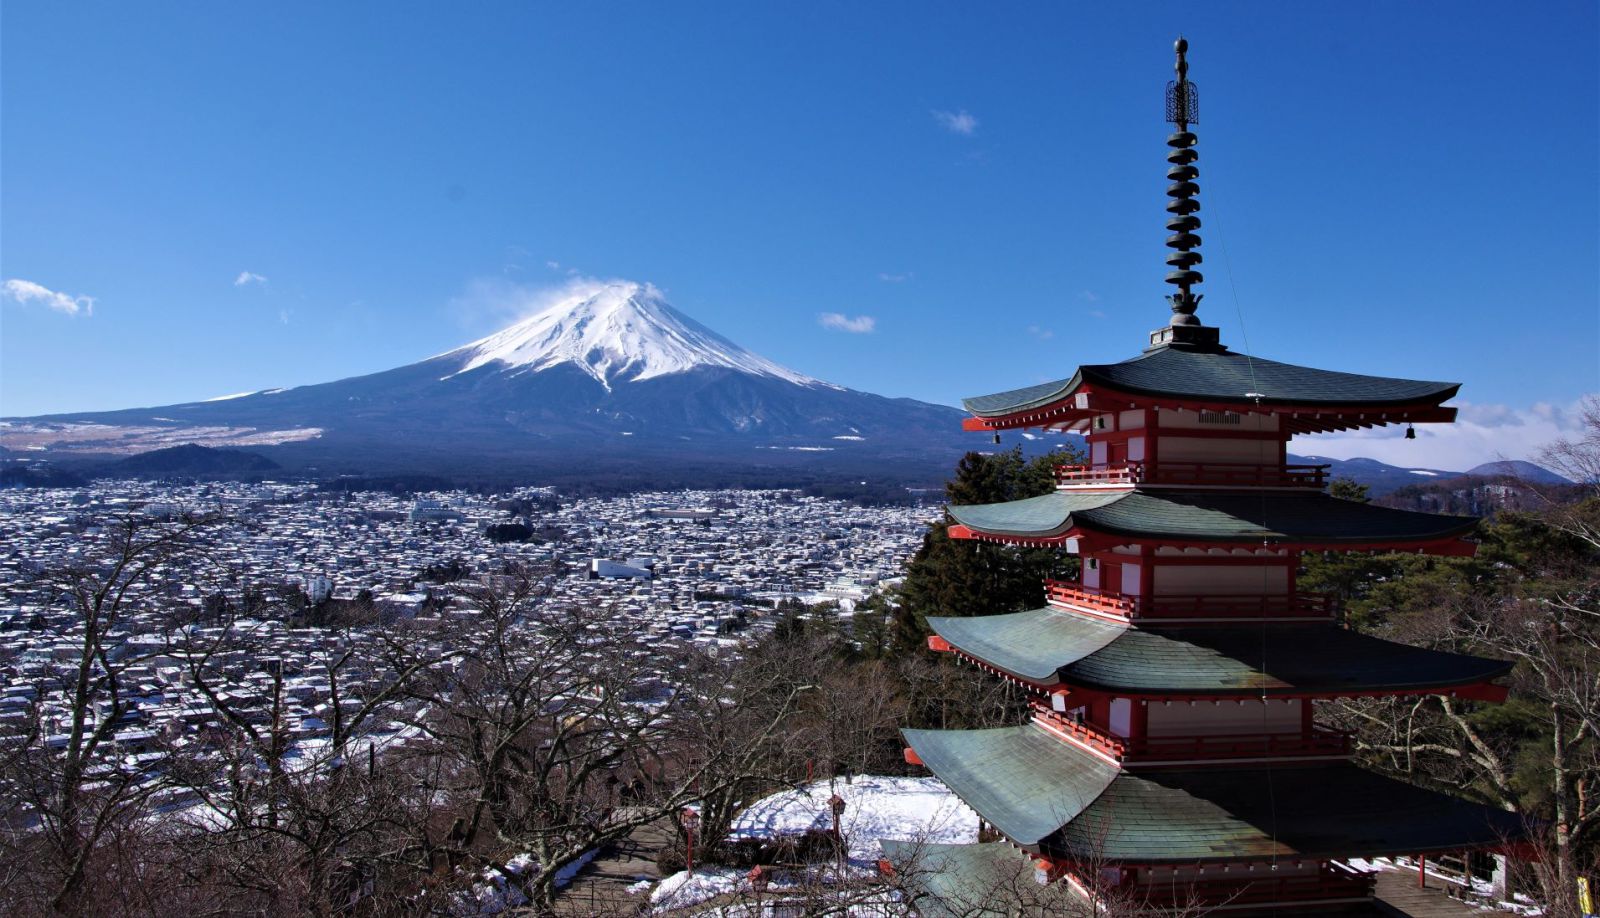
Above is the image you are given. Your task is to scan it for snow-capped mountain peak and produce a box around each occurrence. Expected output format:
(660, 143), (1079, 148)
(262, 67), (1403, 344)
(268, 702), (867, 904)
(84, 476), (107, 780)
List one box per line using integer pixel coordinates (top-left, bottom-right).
(441, 280), (822, 390)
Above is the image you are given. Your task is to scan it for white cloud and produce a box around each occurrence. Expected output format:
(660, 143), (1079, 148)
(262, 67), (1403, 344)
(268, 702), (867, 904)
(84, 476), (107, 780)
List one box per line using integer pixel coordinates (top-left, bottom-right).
(932, 109), (978, 135)
(878, 272), (912, 283)
(1292, 398), (1595, 472)
(1027, 325), (1054, 340)
(818, 312), (876, 334)
(234, 271), (268, 287)
(1, 279), (94, 316)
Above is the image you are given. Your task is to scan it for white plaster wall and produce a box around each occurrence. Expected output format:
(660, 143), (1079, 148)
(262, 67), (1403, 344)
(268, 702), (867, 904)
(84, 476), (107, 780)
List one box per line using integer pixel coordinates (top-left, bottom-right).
(1109, 698), (1133, 737)
(1121, 563), (1142, 597)
(1155, 436), (1279, 464)
(1152, 565), (1288, 596)
(1145, 699), (1302, 737)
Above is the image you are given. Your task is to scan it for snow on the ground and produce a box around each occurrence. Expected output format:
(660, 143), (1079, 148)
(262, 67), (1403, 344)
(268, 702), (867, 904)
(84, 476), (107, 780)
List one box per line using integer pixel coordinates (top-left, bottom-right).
(650, 868), (744, 909)
(452, 849), (599, 915)
(729, 775), (977, 862)
(643, 776), (971, 913)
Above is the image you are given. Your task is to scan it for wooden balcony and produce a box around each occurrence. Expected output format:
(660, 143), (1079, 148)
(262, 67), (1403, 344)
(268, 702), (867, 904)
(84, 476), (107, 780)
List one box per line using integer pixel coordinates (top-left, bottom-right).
(1129, 727), (1352, 763)
(1044, 580), (1340, 622)
(1033, 706), (1352, 765)
(1054, 461), (1329, 489)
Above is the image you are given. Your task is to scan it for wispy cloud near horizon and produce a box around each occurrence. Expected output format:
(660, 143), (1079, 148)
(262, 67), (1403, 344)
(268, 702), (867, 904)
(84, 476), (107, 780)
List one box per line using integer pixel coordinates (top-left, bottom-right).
(1294, 398), (1595, 472)
(2, 279), (94, 317)
(234, 271), (268, 287)
(819, 312), (876, 334)
(931, 109), (978, 135)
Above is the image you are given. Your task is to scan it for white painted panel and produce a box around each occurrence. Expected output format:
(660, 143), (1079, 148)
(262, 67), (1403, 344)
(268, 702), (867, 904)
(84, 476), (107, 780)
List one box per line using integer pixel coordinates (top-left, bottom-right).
(1127, 436), (1145, 461)
(1118, 410), (1145, 430)
(1121, 563), (1141, 597)
(1091, 441), (1108, 465)
(1152, 565), (1288, 596)
(1083, 562), (1100, 589)
(1145, 699), (1302, 737)
(1109, 698), (1132, 737)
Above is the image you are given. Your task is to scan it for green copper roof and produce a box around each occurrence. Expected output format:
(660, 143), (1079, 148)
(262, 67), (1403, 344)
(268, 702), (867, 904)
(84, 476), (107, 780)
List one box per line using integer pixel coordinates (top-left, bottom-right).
(902, 724), (1119, 847)
(878, 841), (1048, 918)
(946, 490), (1477, 544)
(927, 608), (1512, 694)
(963, 346), (1460, 417)
(928, 608), (1125, 683)
(905, 725), (1527, 862)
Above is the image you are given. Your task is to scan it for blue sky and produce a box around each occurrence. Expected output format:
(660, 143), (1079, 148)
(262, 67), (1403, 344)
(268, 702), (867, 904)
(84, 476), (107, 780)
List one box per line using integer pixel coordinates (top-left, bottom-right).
(3, 2), (1596, 468)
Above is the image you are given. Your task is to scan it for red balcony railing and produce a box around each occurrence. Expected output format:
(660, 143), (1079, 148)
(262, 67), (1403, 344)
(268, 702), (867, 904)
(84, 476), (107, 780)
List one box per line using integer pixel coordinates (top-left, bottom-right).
(1054, 464), (1140, 485)
(1054, 462), (1329, 489)
(1031, 706), (1352, 764)
(1128, 727), (1352, 762)
(1045, 580), (1139, 619)
(1032, 709), (1127, 757)
(1045, 581), (1339, 622)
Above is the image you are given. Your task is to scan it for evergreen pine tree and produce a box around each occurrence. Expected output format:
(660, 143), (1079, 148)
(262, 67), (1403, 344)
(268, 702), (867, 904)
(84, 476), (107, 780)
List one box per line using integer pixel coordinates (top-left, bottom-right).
(892, 445), (1081, 654)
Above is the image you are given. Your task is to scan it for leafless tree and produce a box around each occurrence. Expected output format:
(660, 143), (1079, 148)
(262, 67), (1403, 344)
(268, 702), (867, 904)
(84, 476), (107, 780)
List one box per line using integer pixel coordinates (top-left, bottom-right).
(0, 511), (219, 915)
(161, 602), (456, 916)
(397, 572), (815, 909)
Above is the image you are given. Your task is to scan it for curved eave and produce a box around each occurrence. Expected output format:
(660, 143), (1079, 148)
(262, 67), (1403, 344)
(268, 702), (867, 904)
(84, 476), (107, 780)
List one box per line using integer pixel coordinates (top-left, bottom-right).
(928, 608), (1513, 699)
(961, 349), (1461, 432)
(904, 725), (1529, 864)
(946, 491), (1480, 555)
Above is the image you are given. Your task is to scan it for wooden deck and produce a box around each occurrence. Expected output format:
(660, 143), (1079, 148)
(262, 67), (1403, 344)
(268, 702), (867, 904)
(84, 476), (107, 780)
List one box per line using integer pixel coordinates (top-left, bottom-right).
(1374, 868), (1495, 917)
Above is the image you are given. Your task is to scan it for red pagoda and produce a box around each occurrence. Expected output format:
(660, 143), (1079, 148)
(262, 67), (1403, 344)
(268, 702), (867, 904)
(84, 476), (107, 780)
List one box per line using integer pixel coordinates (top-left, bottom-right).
(890, 39), (1526, 914)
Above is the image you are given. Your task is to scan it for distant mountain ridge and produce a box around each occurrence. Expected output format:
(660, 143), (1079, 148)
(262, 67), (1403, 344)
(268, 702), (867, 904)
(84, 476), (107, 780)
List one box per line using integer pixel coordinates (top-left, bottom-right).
(1, 282), (974, 485)
(3, 280), (1568, 490)
(1292, 454), (1570, 497)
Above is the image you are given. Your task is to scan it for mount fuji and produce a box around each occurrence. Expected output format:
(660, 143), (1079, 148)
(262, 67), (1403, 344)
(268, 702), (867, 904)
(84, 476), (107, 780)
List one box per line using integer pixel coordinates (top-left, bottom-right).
(3, 282), (987, 485)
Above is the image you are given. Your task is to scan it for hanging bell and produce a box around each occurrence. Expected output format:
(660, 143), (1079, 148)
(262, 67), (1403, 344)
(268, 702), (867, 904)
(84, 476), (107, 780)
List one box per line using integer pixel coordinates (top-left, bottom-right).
(1405, 426), (1416, 440)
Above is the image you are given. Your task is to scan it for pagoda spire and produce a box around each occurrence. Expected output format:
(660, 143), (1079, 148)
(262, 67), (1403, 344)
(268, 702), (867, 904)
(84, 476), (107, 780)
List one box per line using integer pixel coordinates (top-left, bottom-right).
(1151, 36), (1222, 350)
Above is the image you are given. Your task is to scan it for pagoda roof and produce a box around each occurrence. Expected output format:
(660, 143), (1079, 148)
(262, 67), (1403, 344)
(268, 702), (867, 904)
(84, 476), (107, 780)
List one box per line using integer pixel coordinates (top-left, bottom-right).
(946, 490), (1477, 548)
(903, 724), (1526, 862)
(877, 841), (1048, 917)
(963, 345), (1459, 418)
(926, 607), (1512, 696)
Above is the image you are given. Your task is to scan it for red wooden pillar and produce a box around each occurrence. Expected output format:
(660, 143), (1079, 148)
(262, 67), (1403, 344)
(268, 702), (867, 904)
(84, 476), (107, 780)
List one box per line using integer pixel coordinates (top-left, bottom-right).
(1139, 544), (1155, 599)
(1145, 408), (1159, 478)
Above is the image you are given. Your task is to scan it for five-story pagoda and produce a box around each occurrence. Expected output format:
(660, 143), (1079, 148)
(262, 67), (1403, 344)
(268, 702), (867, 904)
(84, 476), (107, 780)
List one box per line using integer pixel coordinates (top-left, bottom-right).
(889, 39), (1526, 914)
